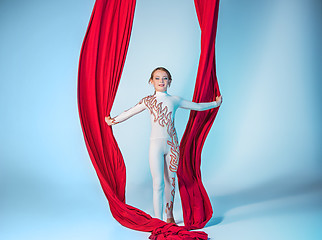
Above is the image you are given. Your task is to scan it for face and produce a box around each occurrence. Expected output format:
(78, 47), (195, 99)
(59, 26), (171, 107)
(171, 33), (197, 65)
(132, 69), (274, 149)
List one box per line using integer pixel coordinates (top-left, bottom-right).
(150, 70), (170, 92)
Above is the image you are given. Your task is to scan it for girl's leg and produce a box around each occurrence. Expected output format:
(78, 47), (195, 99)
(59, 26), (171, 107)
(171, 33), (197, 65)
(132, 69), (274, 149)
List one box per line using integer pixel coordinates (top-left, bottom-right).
(149, 138), (165, 220)
(164, 143), (179, 222)
(163, 161), (176, 220)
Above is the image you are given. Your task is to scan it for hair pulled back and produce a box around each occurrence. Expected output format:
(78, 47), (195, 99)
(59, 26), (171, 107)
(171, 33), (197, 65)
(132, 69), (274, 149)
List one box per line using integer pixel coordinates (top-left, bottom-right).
(149, 67), (172, 87)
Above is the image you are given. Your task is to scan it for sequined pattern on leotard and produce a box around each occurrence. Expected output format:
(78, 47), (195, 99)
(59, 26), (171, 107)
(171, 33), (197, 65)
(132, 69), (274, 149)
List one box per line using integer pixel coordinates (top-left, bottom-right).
(140, 95), (179, 172)
(165, 177), (176, 214)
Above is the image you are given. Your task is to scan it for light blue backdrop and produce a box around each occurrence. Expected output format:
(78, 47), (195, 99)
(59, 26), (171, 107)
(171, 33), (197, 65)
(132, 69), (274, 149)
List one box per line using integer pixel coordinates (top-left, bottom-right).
(1, 0), (321, 239)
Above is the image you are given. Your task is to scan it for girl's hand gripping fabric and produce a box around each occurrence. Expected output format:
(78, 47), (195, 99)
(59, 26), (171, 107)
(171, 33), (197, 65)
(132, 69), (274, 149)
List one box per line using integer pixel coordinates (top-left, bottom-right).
(216, 95), (223, 106)
(105, 116), (116, 126)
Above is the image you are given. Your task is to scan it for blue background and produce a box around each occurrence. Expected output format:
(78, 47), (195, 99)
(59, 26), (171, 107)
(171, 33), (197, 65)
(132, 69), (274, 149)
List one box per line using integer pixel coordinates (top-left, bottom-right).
(1, 0), (321, 239)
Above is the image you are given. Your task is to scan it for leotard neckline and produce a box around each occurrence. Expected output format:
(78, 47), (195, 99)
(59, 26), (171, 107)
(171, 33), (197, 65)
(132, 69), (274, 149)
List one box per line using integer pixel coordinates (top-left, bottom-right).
(154, 91), (169, 97)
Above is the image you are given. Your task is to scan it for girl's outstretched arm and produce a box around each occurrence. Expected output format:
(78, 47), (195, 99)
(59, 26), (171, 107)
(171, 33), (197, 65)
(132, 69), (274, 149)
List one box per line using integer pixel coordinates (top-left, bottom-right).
(178, 95), (222, 111)
(105, 98), (146, 126)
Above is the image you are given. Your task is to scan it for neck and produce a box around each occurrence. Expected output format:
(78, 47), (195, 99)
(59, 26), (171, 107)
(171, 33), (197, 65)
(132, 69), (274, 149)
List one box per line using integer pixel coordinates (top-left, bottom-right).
(154, 90), (168, 95)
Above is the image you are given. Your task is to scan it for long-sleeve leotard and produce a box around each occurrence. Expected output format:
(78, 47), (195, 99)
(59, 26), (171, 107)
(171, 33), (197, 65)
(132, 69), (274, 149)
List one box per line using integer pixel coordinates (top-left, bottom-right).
(111, 91), (219, 220)
(178, 97), (219, 111)
(112, 91), (219, 140)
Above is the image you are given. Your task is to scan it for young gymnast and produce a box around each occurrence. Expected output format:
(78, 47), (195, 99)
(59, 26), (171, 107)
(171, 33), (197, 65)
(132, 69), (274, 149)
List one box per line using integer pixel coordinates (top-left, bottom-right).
(105, 67), (222, 224)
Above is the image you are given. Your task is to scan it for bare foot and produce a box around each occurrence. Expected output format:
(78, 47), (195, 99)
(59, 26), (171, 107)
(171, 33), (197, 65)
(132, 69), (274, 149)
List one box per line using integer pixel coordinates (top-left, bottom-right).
(166, 218), (176, 224)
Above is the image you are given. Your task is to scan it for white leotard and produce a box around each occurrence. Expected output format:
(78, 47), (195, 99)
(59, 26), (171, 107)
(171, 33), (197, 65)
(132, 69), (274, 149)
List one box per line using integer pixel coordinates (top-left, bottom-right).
(112, 91), (219, 220)
(113, 91), (219, 139)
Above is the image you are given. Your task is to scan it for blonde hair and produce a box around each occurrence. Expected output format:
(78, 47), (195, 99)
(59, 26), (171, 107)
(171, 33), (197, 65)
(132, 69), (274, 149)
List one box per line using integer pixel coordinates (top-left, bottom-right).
(148, 67), (172, 87)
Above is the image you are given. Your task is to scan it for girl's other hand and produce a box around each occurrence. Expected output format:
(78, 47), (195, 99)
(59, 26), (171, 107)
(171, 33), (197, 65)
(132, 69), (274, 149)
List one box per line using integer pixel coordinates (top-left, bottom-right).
(216, 95), (222, 106)
(105, 116), (114, 126)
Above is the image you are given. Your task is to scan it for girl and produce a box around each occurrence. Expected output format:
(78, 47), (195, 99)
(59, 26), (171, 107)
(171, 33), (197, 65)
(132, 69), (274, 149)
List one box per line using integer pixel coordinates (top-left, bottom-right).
(105, 67), (222, 224)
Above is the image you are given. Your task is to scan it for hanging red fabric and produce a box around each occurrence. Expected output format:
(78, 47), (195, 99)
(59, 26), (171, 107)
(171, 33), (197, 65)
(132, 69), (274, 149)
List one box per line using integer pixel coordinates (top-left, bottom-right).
(77, 0), (221, 239)
(178, 0), (221, 230)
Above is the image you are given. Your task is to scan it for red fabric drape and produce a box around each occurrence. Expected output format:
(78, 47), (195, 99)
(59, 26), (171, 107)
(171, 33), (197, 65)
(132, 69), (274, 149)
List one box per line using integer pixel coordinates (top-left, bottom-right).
(77, 0), (220, 239)
(178, 0), (221, 229)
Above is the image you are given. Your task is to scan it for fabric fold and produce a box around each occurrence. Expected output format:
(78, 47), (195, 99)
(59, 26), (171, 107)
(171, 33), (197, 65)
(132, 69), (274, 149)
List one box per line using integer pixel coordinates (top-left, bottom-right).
(149, 224), (208, 240)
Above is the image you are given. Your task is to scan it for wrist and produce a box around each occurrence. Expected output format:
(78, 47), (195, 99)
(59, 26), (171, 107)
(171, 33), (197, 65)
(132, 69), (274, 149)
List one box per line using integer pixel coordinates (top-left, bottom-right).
(111, 117), (117, 125)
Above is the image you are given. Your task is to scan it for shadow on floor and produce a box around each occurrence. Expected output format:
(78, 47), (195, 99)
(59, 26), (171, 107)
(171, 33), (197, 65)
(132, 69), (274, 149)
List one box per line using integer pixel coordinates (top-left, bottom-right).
(205, 172), (322, 228)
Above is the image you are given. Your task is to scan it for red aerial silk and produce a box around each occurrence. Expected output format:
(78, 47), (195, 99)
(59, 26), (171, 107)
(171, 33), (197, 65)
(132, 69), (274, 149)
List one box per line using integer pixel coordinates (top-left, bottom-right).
(77, 0), (221, 239)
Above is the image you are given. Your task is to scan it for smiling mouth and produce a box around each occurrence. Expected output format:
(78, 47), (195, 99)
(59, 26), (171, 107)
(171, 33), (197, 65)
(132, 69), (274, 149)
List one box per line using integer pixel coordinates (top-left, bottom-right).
(159, 84), (165, 87)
